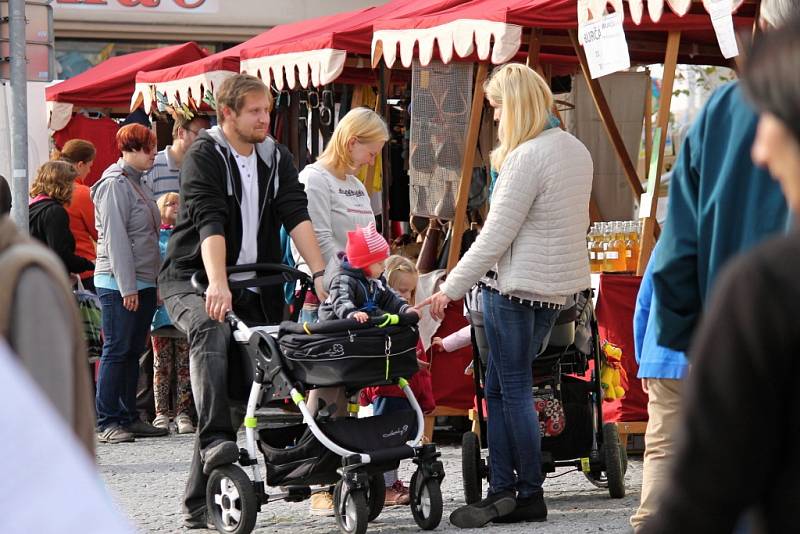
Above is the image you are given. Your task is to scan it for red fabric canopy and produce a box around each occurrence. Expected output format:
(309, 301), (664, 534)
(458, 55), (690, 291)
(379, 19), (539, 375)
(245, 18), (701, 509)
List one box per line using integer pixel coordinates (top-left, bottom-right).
(46, 42), (207, 109)
(240, 0), (465, 61)
(236, 0), (466, 90)
(135, 8), (364, 86)
(372, 0), (754, 68)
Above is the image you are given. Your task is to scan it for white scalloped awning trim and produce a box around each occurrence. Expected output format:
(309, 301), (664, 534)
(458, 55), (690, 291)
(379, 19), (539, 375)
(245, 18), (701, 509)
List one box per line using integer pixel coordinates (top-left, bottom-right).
(47, 101), (74, 132)
(582, 0), (744, 26)
(240, 48), (347, 90)
(131, 70), (235, 113)
(372, 19), (524, 68)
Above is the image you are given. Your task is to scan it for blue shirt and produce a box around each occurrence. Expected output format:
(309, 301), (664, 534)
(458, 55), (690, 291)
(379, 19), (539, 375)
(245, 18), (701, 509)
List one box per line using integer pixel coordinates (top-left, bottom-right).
(635, 243), (688, 379)
(651, 82), (790, 352)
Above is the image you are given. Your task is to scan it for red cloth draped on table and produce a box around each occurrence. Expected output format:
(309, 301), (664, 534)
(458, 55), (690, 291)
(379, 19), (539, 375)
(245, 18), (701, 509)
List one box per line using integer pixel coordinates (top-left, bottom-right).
(595, 273), (648, 422)
(429, 298), (474, 410)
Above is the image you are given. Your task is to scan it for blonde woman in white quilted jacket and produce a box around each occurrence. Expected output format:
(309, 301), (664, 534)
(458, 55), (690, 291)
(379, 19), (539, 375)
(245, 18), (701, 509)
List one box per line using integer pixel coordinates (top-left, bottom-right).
(421, 63), (593, 528)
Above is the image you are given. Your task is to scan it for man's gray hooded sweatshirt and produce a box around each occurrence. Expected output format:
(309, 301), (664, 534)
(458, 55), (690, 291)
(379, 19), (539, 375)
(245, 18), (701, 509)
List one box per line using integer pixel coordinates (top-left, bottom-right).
(159, 126), (309, 322)
(91, 159), (161, 297)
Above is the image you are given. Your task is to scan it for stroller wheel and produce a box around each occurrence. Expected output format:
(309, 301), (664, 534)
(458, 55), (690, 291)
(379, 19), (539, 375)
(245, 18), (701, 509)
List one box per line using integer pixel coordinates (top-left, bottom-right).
(410, 470), (443, 530)
(334, 479), (368, 534)
(367, 474), (385, 522)
(206, 465), (258, 534)
(602, 423), (626, 499)
(461, 431), (483, 505)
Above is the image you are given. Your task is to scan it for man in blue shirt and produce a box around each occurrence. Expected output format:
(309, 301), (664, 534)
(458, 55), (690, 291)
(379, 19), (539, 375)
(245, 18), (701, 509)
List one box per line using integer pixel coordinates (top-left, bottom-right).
(630, 242), (688, 531)
(637, 0), (799, 531)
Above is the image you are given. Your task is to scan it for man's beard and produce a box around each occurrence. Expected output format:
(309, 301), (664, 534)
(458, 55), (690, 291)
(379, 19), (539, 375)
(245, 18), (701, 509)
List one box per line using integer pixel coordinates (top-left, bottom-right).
(234, 123), (268, 145)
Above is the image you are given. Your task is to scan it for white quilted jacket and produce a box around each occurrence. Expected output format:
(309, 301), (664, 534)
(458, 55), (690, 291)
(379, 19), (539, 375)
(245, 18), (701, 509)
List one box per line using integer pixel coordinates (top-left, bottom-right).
(441, 128), (593, 303)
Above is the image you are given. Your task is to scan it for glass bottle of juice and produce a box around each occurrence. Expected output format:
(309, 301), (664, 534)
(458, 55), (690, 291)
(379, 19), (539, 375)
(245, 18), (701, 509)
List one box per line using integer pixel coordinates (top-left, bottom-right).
(600, 222), (616, 272)
(611, 222), (628, 272)
(626, 221), (640, 272)
(598, 222), (610, 272)
(587, 225), (599, 273)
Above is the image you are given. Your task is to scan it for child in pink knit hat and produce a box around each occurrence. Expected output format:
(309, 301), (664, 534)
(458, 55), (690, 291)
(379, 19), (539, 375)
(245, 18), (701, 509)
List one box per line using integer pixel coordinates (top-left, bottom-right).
(318, 223), (417, 323)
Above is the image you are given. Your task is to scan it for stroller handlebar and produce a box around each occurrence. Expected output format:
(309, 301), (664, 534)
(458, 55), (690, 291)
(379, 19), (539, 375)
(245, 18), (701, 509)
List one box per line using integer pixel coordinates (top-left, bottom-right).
(190, 263), (312, 296)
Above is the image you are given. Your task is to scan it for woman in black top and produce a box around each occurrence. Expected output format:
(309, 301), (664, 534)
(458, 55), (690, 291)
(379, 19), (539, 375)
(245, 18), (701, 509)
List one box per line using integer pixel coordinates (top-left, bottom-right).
(642, 16), (800, 534)
(28, 160), (94, 275)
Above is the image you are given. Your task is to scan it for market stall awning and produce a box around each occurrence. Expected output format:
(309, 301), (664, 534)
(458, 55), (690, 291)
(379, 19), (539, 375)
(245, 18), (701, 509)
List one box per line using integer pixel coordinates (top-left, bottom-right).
(46, 42), (208, 117)
(371, 0), (753, 68)
(132, 8), (361, 113)
(238, 0), (466, 90)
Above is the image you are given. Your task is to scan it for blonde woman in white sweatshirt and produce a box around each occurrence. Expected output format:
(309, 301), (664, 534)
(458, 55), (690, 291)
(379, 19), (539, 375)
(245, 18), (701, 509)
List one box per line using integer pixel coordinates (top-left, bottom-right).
(296, 106), (389, 516)
(422, 64), (593, 528)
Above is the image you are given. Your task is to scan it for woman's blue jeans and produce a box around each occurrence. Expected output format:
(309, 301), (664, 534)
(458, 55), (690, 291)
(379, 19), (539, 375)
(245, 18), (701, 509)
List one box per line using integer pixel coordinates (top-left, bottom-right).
(482, 288), (559, 498)
(95, 287), (157, 430)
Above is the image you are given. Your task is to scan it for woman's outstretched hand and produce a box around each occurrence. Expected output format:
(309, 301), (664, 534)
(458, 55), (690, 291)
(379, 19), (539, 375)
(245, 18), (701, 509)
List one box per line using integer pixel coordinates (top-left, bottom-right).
(417, 291), (452, 321)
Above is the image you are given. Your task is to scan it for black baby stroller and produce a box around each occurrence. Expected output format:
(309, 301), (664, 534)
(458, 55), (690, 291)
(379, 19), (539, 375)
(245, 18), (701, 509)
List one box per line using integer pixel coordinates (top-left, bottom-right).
(191, 264), (445, 534)
(460, 286), (627, 504)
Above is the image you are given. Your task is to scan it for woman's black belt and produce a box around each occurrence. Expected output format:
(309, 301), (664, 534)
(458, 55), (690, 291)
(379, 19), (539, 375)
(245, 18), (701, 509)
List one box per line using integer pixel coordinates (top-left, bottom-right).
(477, 280), (563, 310)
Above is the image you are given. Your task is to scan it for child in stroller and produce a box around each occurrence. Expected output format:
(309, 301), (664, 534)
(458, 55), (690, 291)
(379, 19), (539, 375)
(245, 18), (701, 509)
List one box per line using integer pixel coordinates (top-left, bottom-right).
(318, 223), (417, 323)
(192, 259), (443, 534)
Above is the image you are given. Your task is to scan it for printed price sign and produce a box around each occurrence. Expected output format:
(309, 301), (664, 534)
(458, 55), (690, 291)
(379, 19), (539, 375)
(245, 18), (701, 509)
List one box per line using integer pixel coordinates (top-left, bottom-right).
(580, 12), (631, 79)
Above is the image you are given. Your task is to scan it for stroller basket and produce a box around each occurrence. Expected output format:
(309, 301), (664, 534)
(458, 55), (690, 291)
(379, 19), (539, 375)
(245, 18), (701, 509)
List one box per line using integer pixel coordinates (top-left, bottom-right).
(258, 410), (418, 486)
(278, 322), (420, 388)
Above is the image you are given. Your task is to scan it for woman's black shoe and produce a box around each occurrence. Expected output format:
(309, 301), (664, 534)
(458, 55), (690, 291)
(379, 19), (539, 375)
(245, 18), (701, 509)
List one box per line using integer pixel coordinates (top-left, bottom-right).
(492, 494), (548, 523)
(449, 491), (516, 528)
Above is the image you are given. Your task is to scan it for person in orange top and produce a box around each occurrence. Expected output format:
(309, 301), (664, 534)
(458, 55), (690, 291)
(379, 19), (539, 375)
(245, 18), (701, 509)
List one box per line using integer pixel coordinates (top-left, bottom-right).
(55, 139), (98, 291)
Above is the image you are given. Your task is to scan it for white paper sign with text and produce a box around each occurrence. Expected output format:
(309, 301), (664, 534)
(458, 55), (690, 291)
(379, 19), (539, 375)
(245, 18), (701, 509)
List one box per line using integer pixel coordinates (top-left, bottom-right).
(580, 12), (631, 79)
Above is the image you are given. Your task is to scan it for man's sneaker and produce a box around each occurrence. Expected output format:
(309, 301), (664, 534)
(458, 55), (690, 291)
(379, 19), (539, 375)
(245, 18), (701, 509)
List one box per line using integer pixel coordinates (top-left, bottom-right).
(175, 413), (195, 435)
(183, 509), (215, 530)
(202, 440), (240, 475)
(152, 414), (170, 431)
(492, 494), (547, 523)
(449, 491), (516, 529)
(126, 419), (169, 437)
(309, 491), (334, 517)
(97, 425), (135, 444)
(385, 480), (411, 506)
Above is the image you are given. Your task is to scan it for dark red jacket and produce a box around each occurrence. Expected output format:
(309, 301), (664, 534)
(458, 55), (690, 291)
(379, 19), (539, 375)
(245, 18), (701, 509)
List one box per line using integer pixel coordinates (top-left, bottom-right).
(361, 339), (435, 414)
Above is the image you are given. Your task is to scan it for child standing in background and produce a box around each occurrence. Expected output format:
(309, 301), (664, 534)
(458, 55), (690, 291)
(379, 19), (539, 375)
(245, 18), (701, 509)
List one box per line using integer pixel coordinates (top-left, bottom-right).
(362, 255), (436, 506)
(151, 192), (195, 434)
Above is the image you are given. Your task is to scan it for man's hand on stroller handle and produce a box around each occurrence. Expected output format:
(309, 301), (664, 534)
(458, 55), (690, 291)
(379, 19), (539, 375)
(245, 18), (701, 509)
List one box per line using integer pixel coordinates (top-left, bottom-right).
(206, 278), (232, 323)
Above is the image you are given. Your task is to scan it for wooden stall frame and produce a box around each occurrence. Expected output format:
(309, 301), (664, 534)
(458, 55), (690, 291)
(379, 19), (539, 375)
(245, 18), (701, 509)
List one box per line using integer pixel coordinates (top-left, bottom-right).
(637, 31), (681, 275)
(569, 29), (645, 200)
(446, 62), (489, 272)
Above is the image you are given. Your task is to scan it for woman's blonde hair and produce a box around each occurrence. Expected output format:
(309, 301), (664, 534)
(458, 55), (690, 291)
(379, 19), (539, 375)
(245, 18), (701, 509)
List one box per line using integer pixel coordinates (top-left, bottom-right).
(385, 254), (419, 304)
(29, 160), (78, 205)
(319, 107), (390, 171)
(484, 63), (553, 171)
(157, 191), (179, 220)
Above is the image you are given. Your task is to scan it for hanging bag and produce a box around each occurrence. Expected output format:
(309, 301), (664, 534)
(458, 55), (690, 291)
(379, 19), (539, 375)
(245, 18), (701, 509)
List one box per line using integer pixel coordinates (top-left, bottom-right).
(74, 278), (103, 363)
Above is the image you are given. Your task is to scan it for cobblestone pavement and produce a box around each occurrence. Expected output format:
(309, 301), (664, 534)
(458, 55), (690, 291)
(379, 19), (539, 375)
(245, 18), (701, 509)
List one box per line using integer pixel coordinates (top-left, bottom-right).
(98, 429), (641, 534)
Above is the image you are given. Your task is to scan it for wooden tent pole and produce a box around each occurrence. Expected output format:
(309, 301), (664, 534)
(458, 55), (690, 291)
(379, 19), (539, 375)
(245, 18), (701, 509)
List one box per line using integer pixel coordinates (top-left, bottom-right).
(568, 29), (644, 199)
(378, 65), (392, 238)
(446, 62), (489, 272)
(527, 28), (543, 73)
(637, 31), (681, 275)
(644, 69), (653, 184)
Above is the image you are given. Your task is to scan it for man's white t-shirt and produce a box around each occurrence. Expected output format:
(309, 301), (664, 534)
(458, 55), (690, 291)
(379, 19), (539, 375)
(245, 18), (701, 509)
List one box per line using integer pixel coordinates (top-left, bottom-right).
(230, 147), (259, 286)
